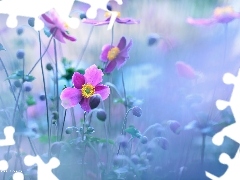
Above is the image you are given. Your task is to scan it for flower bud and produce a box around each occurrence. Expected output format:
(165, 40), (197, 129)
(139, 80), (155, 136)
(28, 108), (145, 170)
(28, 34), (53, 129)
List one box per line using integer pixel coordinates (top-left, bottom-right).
(65, 127), (73, 134)
(17, 27), (24, 35)
(4, 152), (13, 161)
(140, 136), (148, 144)
(46, 63), (53, 71)
(132, 106), (142, 117)
(131, 155), (140, 164)
(89, 94), (101, 109)
(28, 18), (35, 27)
(154, 137), (169, 150)
(16, 49), (25, 59)
(51, 142), (63, 156)
(13, 80), (22, 88)
(147, 33), (160, 46)
(169, 120), (181, 134)
(39, 94), (46, 101)
(79, 13), (87, 19)
(23, 82), (32, 92)
(96, 109), (107, 121)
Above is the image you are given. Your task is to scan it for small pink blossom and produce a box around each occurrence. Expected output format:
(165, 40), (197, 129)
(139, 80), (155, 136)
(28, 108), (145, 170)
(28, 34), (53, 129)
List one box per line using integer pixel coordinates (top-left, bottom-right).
(175, 61), (196, 79)
(187, 6), (240, 26)
(60, 65), (110, 112)
(41, 9), (76, 43)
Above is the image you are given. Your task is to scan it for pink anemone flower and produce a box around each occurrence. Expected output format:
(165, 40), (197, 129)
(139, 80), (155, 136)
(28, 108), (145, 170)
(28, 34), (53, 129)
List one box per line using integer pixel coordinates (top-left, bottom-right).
(60, 64), (110, 112)
(41, 9), (76, 43)
(100, 36), (132, 73)
(187, 6), (240, 26)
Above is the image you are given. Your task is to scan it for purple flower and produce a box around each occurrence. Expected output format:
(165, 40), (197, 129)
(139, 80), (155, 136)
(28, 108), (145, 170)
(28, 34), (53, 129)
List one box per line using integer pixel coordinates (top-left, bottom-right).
(100, 37), (132, 73)
(187, 6), (240, 25)
(82, 11), (140, 26)
(41, 9), (76, 43)
(60, 65), (110, 112)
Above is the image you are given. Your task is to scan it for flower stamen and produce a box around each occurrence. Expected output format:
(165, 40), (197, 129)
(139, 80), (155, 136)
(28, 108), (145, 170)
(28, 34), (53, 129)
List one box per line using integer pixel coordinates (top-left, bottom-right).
(107, 47), (120, 61)
(213, 6), (234, 17)
(81, 84), (95, 98)
(104, 11), (121, 18)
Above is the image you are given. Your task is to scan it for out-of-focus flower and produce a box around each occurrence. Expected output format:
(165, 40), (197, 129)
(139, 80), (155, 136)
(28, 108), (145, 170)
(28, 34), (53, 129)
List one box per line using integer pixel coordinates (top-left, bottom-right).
(175, 61), (196, 79)
(60, 65), (110, 112)
(187, 6), (240, 25)
(41, 9), (76, 43)
(100, 36), (132, 73)
(82, 11), (140, 26)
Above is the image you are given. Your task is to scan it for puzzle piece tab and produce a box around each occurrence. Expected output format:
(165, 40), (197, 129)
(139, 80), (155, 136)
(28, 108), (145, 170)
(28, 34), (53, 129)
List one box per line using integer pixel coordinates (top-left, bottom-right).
(205, 69), (240, 179)
(0, 126), (15, 146)
(24, 155), (60, 180)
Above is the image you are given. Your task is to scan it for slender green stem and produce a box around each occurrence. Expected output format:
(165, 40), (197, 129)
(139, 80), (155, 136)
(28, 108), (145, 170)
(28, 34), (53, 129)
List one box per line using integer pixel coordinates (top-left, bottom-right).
(38, 32), (51, 158)
(53, 39), (60, 140)
(28, 35), (54, 75)
(76, 26), (94, 68)
(117, 108), (133, 155)
(121, 70), (128, 112)
(60, 109), (67, 141)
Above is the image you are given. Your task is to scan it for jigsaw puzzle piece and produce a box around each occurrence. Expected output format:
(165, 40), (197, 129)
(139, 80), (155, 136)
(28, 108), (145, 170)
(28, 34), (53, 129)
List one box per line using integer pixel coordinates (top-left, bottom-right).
(0, 126), (15, 146)
(204, 136), (239, 179)
(0, 160), (8, 171)
(24, 155), (60, 180)
(206, 147), (240, 180)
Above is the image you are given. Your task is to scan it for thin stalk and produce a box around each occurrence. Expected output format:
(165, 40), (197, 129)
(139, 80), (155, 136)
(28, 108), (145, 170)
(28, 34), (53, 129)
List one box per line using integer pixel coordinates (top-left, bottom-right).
(121, 70), (128, 112)
(81, 111), (87, 180)
(38, 32), (51, 158)
(76, 26), (94, 68)
(53, 39), (60, 139)
(60, 109), (67, 141)
(117, 108), (133, 155)
(28, 35), (54, 75)
(201, 134), (206, 165)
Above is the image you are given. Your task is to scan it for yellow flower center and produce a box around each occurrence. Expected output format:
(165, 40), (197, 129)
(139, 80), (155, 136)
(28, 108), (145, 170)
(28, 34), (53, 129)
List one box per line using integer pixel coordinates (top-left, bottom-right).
(107, 47), (120, 61)
(64, 22), (69, 29)
(104, 11), (121, 18)
(213, 6), (234, 17)
(81, 84), (95, 98)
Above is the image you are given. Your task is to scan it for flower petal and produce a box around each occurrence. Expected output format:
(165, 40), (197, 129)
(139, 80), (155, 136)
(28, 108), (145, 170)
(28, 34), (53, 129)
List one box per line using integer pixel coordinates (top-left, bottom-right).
(51, 29), (65, 43)
(80, 98), (91, 112)
(100, 45), (112, 62)
(95, 85), (110, 100)
(72, 72), (85, 89)
(60, 88), (81, 109)
(84, 64), (103, 86)
(41, 14), (54, 24)
(119, 40), (132, 57)
(117, 37), (126, 50)
(187, 17), (216, 26)
(116, 18), (140, 24)
(105, 60), (117, 73)
(62, 32), (77, 42)
(116, 57), (127, 69)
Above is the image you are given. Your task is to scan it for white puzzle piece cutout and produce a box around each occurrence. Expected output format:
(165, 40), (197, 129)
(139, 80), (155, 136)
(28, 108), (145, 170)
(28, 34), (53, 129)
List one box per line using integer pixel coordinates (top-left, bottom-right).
(205, 69), (240, 179)
(24, 155), (60, 180)
(0, 0), (123, 30)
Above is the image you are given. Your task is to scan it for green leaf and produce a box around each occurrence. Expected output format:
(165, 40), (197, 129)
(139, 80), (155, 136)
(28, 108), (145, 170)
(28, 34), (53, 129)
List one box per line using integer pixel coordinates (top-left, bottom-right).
(7, 70), (23, 80)
(26, 95), (36, 106)
(24, 75), (35, 82)
(125, 125), (142, 138)
(86, 136), (114, 144)
(39, 135), (57, 143)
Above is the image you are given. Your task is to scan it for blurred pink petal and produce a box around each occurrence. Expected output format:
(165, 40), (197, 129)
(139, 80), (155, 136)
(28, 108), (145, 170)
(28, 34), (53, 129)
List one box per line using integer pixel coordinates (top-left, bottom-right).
(60, 88), (81, 109)
(84, 65), (103, 86)
(176, 61), (196, 79)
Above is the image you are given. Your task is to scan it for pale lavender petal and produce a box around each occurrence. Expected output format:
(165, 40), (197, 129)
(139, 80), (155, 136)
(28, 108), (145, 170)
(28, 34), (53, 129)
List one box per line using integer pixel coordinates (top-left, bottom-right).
(187, 17), (216, 26)
(84, 64), (103, 86)
(117, 37), (126, 50)
(116, 56), (127, 69)
(215, 15), (235, 23)
(100, 45), (111, 62)
(119, 40), (132, 57)
(105, 60), (117, 73)
(116, 18), (140, 24)
(51, 29), (65, 43)
(72, 72), (85, 89)
(60, 88), (81, 109)
(62, 32), (77, 42)
(82, 19), (104, 25)
(41, 14), (54, 24)
(80, 98), (91, 112)
(95, 85), (110, 100)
